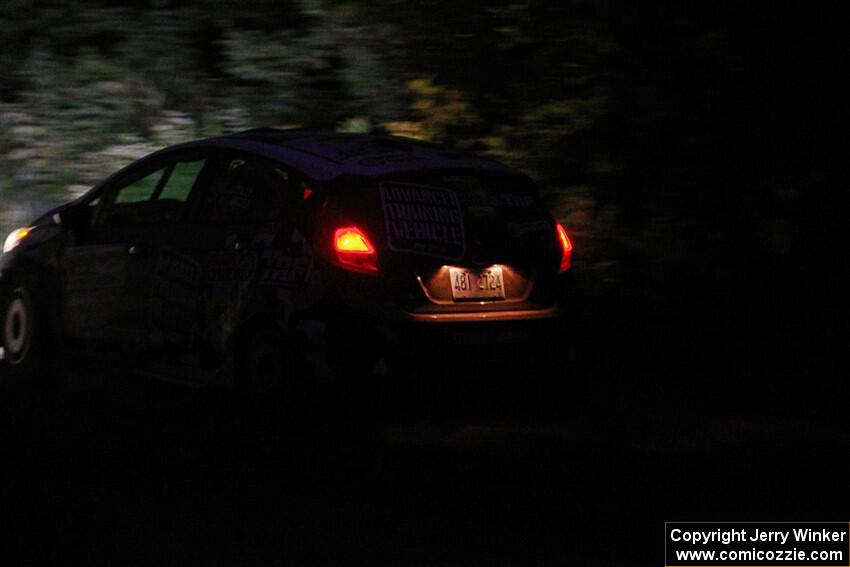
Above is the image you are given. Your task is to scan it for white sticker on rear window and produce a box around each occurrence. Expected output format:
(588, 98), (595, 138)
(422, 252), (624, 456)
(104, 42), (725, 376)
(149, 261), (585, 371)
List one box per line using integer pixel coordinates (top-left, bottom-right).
(380, 182), (466, 260)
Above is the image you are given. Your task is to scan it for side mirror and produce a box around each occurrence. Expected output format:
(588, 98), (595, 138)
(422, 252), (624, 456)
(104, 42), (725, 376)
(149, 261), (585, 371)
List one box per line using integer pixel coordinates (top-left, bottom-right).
(58, 203), (93, 232)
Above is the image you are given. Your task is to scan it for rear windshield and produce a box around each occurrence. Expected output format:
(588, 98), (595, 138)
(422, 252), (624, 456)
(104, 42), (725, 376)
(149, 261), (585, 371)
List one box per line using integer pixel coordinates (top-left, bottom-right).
(385, 171), (538, 197)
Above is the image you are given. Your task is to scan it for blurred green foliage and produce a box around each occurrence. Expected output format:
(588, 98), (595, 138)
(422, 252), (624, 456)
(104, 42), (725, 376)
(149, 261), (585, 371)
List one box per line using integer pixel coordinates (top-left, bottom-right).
(0, 0), (612, 239)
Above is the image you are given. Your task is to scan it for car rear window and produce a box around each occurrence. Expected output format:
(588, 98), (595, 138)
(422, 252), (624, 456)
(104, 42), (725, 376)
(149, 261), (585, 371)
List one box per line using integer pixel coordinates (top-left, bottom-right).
(388, 171), (536, 195)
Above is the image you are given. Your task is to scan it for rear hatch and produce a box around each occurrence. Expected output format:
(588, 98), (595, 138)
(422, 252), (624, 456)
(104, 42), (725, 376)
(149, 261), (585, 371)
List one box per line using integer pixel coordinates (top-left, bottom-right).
(372, 170), (562, 315)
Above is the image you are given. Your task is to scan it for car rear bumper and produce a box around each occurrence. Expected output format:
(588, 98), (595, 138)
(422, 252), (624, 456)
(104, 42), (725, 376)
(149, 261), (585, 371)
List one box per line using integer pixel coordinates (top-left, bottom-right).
(382, 304), (566, 351)
(398, 304), (560, 323)
(322, 301), (564, 356)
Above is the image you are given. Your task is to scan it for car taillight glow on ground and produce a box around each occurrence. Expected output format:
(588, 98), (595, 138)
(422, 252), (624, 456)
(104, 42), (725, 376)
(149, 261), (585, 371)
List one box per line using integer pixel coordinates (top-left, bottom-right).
(556, 223), (572, 272)
(334, 226), (378, 273)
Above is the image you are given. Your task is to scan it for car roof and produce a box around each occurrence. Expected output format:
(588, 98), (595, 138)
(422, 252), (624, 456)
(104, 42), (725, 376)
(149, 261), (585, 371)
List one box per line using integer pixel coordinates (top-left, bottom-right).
(167, 129), (520, 181)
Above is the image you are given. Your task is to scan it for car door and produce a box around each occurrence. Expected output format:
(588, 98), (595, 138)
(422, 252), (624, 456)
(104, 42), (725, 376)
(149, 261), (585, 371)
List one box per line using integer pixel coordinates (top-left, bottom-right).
(61, 151), (209, 347)
(179, 152), (306, 363)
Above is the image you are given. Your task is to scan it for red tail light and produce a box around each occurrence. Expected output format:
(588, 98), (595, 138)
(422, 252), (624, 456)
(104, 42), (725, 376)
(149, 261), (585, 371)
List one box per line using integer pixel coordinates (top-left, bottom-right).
(334, 226), (378, 273)
(556, 223), (572, 272)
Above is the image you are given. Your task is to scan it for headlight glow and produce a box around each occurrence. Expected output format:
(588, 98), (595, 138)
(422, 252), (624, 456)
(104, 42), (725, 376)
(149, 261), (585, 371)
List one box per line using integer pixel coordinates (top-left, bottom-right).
(3, 227), (33, 254)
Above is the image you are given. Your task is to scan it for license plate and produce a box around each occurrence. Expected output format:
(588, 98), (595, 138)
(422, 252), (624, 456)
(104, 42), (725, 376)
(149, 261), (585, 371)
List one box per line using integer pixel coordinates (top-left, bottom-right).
(449, 267), (505, 300)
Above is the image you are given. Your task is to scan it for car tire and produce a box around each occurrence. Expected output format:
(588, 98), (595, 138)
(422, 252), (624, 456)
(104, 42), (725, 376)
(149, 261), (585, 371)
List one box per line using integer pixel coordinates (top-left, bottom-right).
(0, 281), (48, 384)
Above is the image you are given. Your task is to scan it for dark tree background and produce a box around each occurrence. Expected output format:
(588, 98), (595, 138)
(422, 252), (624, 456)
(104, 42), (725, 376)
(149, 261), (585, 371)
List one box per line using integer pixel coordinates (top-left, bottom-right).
(1, 1), (844, 405)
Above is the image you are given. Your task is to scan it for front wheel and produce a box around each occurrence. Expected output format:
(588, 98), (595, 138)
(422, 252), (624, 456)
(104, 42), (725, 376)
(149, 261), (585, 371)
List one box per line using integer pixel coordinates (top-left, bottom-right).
(1, 284), (44, 383)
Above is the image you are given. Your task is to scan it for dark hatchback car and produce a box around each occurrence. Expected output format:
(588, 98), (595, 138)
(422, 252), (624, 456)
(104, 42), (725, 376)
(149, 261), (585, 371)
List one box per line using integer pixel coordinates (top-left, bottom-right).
(1, 129), (572, 390)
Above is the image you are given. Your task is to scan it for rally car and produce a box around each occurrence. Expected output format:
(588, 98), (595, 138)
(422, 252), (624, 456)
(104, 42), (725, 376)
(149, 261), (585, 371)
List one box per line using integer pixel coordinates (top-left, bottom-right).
(0, 129), (572, 390)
